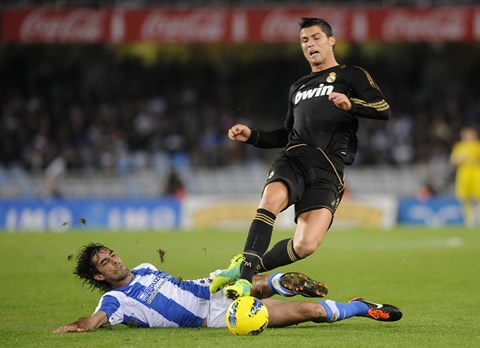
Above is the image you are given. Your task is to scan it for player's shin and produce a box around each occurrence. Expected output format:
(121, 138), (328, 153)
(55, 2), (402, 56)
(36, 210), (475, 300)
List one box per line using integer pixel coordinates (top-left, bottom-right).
(317, 300), (369, 322)
(240, 208), (276, 282)
(258, 238), (303, 272)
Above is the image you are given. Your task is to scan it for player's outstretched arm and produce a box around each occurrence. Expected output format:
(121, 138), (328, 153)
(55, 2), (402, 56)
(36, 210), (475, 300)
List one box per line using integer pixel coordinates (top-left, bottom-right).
(228, 124), (251, 142)
(52, 311), (108, 333)
(229, 123), (289, 148)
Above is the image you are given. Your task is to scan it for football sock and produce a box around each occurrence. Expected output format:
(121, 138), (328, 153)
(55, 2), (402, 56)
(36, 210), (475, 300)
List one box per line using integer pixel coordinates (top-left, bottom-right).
(240, 209), (276, 282)
(257, 238), (303, 272)
(267, 272), (295, 297)
(318, 300), (369, 322)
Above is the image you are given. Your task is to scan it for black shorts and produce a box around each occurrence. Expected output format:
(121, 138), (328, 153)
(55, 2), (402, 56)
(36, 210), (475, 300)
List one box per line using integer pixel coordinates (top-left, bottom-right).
(263, 144), (346, 222)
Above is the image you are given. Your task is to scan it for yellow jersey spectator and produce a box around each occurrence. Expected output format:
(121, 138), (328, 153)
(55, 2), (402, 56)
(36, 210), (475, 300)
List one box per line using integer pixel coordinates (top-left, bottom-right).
(450, 127), (480, 227)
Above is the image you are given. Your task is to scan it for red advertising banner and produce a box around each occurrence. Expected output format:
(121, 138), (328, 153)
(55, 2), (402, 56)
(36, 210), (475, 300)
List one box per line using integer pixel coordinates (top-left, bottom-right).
(2, 8), (113, 43)
(2, 6), (480, 43)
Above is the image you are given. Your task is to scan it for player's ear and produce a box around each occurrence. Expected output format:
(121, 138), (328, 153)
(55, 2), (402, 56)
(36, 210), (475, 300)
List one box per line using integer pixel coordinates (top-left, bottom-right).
(329, 35), (336, 47)
(94, 273), (105, 281)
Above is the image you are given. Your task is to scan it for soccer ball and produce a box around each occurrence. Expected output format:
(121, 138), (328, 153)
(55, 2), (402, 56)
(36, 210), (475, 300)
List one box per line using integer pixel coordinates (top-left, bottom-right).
(226, 296), (269, 336)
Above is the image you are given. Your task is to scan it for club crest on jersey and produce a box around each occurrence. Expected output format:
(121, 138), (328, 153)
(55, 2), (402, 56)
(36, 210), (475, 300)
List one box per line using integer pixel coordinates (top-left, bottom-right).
(326, 72), (336, 83)
(294, 83), (334, 105)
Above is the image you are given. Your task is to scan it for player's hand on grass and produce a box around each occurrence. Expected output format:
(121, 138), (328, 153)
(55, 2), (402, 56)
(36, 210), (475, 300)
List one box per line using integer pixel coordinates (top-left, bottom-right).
(328, 92), (352, 111)
(52, 312), (108, 333)
(228, 124), (251, 142)
(52, 324), (85, 333)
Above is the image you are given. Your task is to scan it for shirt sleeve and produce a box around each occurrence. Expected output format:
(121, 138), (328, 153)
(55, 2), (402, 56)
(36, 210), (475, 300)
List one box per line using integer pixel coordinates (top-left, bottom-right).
(348, 66), (391, 121)
(94, 294), (123, 325)
(132, 263), (158, 273)
(246, 127), (290, 148)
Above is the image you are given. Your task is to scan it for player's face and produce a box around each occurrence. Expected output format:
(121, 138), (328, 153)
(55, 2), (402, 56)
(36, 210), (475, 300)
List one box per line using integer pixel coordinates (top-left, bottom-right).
(461, 128), (478, 141)
(300, 26), (335, 70)
(92, 248), (131, 284)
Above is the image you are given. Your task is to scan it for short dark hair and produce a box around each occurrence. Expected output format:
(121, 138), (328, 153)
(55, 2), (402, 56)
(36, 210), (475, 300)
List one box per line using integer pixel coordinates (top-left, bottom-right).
(299, 17), (333, 37)
(74, 243), (113, 293)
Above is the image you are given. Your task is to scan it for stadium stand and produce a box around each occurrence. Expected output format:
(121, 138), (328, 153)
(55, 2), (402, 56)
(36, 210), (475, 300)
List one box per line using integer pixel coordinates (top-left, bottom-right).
(1, 3), (479, 198)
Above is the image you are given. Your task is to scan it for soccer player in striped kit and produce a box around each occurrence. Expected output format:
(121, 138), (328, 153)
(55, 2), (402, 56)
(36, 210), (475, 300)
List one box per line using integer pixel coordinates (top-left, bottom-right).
(53, 244), (401, 332)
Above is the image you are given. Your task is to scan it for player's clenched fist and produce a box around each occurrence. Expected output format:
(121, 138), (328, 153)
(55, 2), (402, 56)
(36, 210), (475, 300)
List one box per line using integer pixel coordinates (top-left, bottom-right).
(228, 124), (252, 142)
(328, 92), (352, 111)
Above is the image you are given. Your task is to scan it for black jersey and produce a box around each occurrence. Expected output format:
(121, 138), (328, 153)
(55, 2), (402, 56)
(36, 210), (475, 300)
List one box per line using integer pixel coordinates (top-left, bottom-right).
(246, 64), (390, 168)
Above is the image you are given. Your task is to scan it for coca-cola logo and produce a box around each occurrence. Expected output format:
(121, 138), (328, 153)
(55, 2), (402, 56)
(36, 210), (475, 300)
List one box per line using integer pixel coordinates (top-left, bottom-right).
(141, 10), (226, 42)
(260, 10), (348, 42)
(20, 10), (105, 42)
(383, 9), (467, 41)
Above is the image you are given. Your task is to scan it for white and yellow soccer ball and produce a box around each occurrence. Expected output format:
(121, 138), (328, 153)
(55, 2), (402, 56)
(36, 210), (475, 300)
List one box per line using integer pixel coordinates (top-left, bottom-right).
(226, 296), (269, 336)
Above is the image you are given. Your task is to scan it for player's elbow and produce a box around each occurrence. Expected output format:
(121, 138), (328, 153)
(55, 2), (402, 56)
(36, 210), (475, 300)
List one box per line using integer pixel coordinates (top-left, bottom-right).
(380, 107), (391, 120)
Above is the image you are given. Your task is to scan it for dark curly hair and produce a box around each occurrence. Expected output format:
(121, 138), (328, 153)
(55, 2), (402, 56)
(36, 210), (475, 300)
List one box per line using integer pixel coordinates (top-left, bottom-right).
(74, 243), (114, 293)
(299, 17), (333, 37)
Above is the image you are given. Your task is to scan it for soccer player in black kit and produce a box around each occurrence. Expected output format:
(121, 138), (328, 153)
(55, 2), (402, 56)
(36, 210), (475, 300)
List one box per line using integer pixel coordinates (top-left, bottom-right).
(209, 17), (391, 299)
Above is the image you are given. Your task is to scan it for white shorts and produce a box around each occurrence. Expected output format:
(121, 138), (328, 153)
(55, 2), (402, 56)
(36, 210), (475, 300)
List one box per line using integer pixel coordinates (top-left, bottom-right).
(205, 269), (234, 328)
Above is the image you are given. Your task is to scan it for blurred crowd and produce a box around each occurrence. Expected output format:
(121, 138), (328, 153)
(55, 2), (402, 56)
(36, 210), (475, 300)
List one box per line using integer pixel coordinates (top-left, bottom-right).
(1, 42), (480, 194)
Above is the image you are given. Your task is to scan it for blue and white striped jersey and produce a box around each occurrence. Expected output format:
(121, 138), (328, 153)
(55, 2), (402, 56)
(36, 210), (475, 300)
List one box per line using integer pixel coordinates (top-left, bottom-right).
(94, 263), (211, 328)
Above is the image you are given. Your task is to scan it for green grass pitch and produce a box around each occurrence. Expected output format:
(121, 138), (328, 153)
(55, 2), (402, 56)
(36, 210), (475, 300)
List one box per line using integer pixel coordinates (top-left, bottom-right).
(0, 226), (479, 347)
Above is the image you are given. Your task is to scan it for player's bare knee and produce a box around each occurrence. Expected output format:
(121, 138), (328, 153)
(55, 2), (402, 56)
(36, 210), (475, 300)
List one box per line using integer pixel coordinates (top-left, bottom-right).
(259, 182), (288, 213)
(259, 194), (283, 214)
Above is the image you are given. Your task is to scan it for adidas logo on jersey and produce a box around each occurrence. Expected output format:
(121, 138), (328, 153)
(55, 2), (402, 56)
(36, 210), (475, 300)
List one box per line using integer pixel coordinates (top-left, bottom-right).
(294, 83), (334, 105)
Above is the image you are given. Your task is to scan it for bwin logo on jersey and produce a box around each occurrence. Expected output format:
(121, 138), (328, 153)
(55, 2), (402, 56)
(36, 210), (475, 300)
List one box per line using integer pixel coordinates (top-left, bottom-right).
(294, 84), (334, 105)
